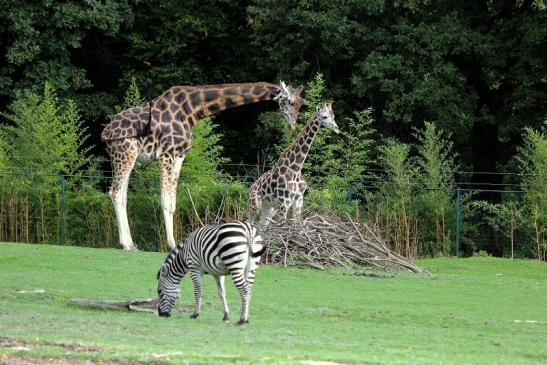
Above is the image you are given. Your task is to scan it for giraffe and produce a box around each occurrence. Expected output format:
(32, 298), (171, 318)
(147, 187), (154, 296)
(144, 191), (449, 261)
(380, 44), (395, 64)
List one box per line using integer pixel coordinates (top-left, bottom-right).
(248, 102), (338, 228)
(101, 81), (304, 250)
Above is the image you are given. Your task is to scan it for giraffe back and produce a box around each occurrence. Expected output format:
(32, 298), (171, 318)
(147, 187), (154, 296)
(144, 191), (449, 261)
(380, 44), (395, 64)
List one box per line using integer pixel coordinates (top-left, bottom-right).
(101, 106), (151, 142)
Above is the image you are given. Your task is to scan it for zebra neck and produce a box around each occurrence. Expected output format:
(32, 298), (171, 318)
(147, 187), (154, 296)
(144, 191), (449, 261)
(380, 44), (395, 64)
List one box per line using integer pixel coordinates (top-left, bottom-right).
(165, 245), (189, 279)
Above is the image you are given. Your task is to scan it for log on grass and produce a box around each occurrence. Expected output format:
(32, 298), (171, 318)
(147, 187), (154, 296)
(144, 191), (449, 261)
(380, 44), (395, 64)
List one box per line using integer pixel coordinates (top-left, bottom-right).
(69, 298), (158, 313)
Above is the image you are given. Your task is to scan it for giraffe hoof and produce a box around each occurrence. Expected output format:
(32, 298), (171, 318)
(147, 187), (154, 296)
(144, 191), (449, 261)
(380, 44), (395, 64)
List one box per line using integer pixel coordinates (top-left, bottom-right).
(237, 319), (249, 326)
(190, 313), (199, 319)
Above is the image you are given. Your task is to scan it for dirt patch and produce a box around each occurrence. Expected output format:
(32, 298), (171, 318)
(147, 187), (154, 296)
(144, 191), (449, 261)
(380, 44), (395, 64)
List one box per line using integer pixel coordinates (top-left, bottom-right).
(0, 337), (147, 365)
(301, 361), (354, 365)
(0, 356), (144, 365)
(0, 337), (100, 353)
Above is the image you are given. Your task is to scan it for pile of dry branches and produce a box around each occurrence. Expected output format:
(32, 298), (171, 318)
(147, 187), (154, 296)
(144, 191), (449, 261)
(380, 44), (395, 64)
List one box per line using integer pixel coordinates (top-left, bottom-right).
(259, 212), (428, 274)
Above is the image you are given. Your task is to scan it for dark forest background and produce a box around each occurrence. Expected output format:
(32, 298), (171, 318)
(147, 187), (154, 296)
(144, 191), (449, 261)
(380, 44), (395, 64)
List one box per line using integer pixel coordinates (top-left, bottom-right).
(0, 0), (545, 179)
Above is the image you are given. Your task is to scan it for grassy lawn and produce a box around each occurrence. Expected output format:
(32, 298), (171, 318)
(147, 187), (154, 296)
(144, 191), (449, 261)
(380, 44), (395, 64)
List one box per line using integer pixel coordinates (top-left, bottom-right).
(0, 243), (546, 365)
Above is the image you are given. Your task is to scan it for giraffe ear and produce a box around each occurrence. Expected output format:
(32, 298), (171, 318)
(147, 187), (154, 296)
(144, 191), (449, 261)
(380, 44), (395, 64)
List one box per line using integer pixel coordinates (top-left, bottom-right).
(280, 81), (290, 95)
(316, 104), (322, 113)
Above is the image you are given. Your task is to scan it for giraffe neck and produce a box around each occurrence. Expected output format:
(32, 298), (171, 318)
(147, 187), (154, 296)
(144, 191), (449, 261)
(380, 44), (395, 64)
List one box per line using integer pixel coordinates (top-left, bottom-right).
(278, 115), (321, 174)
(188, 82), (280, 120)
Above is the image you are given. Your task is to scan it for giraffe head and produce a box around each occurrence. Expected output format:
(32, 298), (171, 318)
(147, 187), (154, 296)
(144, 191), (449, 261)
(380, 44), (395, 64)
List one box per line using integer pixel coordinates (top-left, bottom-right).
(274, 81), (304, 131)
(316, 102), (339, 134)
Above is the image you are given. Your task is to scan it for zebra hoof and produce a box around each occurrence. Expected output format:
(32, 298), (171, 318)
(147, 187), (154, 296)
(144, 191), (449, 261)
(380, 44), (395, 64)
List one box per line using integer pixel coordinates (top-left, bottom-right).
(190, 313), (199, 319)
(237, 319), (249, 326)
(222, 314), (230, 322)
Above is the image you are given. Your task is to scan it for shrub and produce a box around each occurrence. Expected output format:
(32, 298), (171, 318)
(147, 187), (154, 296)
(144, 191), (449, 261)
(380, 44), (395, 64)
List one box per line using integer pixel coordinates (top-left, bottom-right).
(517, 127), (547, 260)
(414, 122), (457, 256)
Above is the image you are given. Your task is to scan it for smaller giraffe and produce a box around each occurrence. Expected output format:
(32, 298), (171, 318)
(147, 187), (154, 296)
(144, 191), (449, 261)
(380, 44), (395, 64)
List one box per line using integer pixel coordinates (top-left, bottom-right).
(249, 102), (338, 227)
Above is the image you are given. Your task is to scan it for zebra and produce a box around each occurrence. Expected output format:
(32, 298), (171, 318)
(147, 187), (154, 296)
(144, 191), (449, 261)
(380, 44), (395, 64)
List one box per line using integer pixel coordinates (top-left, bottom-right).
(156, 220), (265, 325)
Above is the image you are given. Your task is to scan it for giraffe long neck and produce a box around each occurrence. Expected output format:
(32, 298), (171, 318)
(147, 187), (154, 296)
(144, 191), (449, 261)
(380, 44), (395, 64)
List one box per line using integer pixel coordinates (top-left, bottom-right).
(277, 115), (321, 174)
(189, 83), (280, 119)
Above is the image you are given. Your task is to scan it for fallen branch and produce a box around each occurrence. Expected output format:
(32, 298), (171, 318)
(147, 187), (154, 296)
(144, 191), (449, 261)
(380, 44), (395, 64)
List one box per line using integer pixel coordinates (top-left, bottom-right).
(259, 210), (429, 274)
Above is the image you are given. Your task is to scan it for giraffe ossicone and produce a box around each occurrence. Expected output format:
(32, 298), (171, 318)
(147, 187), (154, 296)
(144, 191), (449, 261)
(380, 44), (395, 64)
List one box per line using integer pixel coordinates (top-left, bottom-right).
(102, 82), (304, 251)
(249, 102), (338, 228)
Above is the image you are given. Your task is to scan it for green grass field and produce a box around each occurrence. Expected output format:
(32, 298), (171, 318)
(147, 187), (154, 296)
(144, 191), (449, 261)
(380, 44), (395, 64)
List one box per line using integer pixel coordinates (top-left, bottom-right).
(0, 243), (546, 365)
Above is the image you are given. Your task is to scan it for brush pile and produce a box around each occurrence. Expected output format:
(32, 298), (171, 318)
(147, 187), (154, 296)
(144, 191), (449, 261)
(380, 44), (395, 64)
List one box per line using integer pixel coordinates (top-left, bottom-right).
(259, 212), (428, 274)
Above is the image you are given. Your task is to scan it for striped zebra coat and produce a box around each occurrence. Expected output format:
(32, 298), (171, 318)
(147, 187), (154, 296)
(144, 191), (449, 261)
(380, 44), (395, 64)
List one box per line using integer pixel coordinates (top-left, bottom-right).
(157, 221), (264, 325)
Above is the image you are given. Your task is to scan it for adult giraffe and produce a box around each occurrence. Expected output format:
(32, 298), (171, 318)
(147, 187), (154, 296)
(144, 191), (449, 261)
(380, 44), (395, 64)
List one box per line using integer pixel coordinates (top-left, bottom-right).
(102, 82), (303, 250)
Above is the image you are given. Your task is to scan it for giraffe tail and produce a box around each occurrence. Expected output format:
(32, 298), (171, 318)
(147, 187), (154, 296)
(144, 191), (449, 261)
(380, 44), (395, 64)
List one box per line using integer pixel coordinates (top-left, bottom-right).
(248, 183), (261, 213)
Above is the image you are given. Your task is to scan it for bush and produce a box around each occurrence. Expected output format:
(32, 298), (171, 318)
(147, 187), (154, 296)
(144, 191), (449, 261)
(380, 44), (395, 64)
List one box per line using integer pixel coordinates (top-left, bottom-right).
(414, 122), (456, 256)
(366, 123), (459, 257)
(517, 127), (547, 260)
(0, 83), (92, 244)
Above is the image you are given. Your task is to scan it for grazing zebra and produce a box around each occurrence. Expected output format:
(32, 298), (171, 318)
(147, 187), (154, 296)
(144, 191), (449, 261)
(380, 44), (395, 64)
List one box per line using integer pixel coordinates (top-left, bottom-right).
(156, 221), (264, 325)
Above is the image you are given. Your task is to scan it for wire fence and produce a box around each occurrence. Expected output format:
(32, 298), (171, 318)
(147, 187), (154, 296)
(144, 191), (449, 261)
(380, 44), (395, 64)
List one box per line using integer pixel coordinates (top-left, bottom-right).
(0, 167), (542, 259)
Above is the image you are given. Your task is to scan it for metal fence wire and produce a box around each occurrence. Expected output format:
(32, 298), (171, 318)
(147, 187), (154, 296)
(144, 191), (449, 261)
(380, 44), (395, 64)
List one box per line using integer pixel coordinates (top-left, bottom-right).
(0, 169), (542, 259)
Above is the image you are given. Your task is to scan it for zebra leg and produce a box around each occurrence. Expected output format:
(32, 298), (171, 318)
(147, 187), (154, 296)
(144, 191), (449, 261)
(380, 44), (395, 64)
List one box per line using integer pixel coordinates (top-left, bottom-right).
(230, 269), (251, 325)
(215, 276), (230, 322)
(190, 270), (202, 319)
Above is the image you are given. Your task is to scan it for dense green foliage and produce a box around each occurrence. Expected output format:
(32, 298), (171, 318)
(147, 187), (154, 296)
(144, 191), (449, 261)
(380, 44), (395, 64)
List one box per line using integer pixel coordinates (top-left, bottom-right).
(1, 243), (546, 364)
(1, 1), (544, 170)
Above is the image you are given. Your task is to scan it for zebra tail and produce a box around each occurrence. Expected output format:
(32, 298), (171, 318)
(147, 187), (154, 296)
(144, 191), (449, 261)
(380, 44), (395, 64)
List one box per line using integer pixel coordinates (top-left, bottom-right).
(244, 224), (255, 282)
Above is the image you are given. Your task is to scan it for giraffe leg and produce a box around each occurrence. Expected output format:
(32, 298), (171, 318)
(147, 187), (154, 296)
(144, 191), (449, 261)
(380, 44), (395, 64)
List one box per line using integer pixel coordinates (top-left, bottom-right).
(159, 154), (185, 249)
(215, 276), (230, 322)
(258, 201), (277, 229)
(277, 201), (290, 220)
(292, 181), (307, 218)
(292, 194), (304, 218)
(107, 140), (138, 251)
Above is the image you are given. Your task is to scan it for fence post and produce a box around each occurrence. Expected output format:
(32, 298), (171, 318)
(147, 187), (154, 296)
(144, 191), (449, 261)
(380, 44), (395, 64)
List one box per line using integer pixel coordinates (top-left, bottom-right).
(59, 175), (66, 245)
(347, 183), (353, 205)
(455, 187), (461, 257)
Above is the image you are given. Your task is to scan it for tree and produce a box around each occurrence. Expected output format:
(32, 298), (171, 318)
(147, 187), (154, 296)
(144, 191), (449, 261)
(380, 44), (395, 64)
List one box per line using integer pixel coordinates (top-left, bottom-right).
(1, 82), (91, 180)
(414, 122), (457, 255)
(517, 127), (547, 260)
(0, 0), (133, 109)
(473, 200), (524, 259)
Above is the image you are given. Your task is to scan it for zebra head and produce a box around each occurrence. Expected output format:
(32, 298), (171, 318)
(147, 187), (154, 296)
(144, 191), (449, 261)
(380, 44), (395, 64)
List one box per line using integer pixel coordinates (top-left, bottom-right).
(157, 263), (180, 317)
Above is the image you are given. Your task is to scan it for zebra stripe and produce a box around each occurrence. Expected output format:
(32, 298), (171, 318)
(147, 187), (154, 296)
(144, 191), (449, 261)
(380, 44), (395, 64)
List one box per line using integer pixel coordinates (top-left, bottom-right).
(157, 220), (264, 325)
